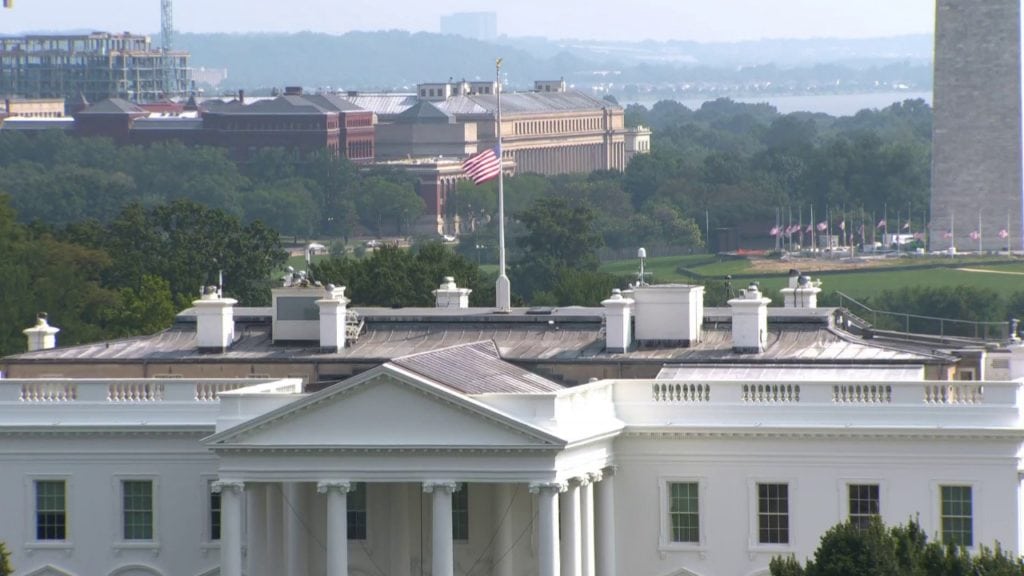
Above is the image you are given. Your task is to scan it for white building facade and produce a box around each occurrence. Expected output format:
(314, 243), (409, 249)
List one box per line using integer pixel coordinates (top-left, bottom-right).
(2, 279), (1023, 576)
(2, 352), (1023, 576)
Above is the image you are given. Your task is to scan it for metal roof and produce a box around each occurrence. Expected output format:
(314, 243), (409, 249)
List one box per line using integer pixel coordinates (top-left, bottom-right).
(339, 90), (614, 120)
(341, 94), (420, 118)
(438, 91), (613, 116)
(392, 341), (564, 394)
(5, 307), (949, 366)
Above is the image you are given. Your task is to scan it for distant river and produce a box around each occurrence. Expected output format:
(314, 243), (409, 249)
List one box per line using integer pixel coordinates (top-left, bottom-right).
(625, 91), (932, 117)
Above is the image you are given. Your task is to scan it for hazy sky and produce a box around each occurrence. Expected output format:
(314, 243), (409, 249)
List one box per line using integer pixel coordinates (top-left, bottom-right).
(1, 0), (935, 42)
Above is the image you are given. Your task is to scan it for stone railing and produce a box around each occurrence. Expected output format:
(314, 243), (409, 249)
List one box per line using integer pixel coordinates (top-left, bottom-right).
(3, 379), (294, 404)
(923, 383), (985, 405)
(635, 380), (1013, 408)
(107, 381), (165, 402)
(653, 383), (710, 403)
(833, 384), (892, 404)
(19, 381), (77, 402)
(742, 383), (800, 403)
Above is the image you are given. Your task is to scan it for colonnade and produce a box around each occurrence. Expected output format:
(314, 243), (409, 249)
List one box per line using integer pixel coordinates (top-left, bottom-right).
(212, 467), (616, 576)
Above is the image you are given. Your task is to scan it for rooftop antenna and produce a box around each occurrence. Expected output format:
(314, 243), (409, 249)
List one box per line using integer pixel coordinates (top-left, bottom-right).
(636, 247), (648, 287)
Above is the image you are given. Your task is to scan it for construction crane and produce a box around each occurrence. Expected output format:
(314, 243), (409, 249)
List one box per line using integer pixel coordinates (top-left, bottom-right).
(160, 0), (175, 97)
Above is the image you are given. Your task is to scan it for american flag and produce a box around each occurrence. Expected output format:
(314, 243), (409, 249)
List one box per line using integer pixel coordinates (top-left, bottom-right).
(769, 226), (780, 237)
(999, 229), (1010, 239)
(462, 147), (502, 185)
(943, 231), (953, 239)
(969, 230), (980, 241)
(816, 221), (828, 232)
(876, 219), (886, 229)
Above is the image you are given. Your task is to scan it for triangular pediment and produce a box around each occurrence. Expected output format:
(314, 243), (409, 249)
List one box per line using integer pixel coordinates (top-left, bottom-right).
(206, 367), (564, 450)
(24, 566), (77, 576)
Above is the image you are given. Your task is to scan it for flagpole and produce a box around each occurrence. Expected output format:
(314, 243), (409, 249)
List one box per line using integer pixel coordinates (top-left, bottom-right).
(1009, 213), (1012, 255)
(810, 205), (815, 254)
(978, 210), (983, 253)
(896, 209), (901, 256)
(494, 58), (511, 311)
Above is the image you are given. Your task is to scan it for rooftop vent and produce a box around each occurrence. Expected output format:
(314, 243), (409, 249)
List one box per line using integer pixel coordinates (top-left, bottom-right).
(23, 312), (60, 352)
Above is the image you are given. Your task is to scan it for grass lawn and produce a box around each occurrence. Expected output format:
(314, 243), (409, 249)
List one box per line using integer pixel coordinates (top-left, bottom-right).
(598, 254), (1024, 303)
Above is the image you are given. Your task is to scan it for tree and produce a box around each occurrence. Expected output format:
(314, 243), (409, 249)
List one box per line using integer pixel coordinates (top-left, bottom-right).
(355, 177), (425, 235)
(97, 201), (287, 307)
(0, 539), (12, 576)
(312, 243), (495, 308)
(516, 196), (604, 271)
(771, 518), (1024, 576)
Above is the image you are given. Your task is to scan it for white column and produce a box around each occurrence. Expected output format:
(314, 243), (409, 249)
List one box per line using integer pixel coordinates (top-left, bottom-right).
(317, 481), (352, 576)
(580, 475), (596, 576)
(246, 484), (268, 576)
(214, 481), (245, 576)
(389, 483), (412, 576)
(531, 482), (564, 576)
(493, 483), (516, 576)
(595, 468), (616, 576)
(284, 482), (309, 576)
(560, 479), (582, 576)
(424, 481), (457, 576)
(266, 484), (284, 576)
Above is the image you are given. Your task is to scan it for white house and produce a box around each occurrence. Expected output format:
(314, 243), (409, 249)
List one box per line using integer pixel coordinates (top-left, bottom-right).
(2, 278), (1023, 576)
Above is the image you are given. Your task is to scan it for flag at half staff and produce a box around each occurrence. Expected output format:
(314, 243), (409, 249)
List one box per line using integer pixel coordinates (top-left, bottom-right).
(999, 229), (1010, 239)
(816, 221), (828, 232)
(876, 219), (886, 229)
(462, 146), (502, 185)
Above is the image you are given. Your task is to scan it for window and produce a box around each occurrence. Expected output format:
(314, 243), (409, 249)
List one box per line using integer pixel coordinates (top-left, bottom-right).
(209, 488), (222, 541)
(848, 484), (880, 529)
(941, 485), (972, 546)
(35, 480), (66, 540)
(668, 482), (699, 543)
(452, 484), (469, 541)
(348, 482), (367, 540)
(757, 483), (789, 544)
(122, 480), (154, 540)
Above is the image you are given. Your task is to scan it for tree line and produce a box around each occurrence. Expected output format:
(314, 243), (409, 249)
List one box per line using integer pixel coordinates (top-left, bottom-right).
(0, 131), (424, 240)
(0, 196), (287, 356)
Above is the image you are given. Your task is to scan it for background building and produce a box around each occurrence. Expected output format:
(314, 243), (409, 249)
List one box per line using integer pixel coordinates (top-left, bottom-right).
(0, 32), (192, 107)
(439, 12), (498, 41)
(930, 0), (1023, 251)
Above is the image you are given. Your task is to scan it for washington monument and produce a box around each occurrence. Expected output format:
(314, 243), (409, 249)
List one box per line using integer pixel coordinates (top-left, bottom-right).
(931, 0), (1023, 251)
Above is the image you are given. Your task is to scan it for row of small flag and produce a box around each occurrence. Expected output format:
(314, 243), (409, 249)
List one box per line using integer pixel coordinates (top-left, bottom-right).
(772, 224), (1011, 240)
(769, 219), (907, 236)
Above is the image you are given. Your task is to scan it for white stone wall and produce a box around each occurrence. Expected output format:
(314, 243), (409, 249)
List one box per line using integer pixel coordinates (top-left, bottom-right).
(0, 433), (220, 576)
(613, 434), (1021, 576)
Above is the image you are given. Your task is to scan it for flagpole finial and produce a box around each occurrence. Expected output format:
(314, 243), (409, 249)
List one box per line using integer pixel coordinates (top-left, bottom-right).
(496, 57), (503, 70)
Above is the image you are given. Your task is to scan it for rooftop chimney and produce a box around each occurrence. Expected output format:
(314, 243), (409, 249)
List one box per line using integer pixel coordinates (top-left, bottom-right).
(23, 313), (59, 352)
(602, 289), (635, 353)
(237, 89), (244, 104)
(316, 284), (350, 353)
(434, 277), (472, 309)
(632, 284), (704, 347)
(728, 282), (771, 353)
(193, 286), (237, 353)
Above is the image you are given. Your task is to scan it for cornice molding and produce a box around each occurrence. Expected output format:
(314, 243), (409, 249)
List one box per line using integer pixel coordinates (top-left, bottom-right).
(622, 427), (1024, 441)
